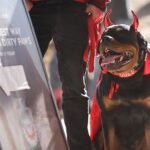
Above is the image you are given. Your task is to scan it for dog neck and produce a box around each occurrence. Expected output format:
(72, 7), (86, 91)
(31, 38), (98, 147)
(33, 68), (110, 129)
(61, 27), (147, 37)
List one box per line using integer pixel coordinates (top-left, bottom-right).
(110, 67), (138, 78)
(107, 51), (150, 93)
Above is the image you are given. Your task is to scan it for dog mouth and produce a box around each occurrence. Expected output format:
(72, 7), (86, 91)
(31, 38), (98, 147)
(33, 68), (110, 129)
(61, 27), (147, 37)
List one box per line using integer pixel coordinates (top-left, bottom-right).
(100, 48), (134, 70)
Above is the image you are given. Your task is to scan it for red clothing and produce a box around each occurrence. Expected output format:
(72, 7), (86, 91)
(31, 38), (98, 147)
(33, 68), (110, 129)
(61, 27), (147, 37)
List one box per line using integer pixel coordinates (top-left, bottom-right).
(82, 0), (110, 72)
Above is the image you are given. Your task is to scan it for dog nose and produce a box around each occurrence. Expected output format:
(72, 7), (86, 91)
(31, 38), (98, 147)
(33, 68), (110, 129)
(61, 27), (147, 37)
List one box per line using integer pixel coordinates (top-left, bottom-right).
(102, 36), (113, 42)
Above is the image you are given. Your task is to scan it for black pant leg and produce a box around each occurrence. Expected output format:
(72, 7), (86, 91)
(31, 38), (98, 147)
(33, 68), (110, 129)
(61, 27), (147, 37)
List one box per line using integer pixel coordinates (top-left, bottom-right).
(53, 3), (91, 150)
(29, 3), (56, 56)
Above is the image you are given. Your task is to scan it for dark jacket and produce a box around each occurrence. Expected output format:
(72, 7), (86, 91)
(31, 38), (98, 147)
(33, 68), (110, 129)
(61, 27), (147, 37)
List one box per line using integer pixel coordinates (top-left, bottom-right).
(31, 0), (110, 11)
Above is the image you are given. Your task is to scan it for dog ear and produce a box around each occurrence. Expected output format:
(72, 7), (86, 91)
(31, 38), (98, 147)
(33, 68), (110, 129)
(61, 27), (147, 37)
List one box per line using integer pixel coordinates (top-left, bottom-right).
(130, 11), (139, 32)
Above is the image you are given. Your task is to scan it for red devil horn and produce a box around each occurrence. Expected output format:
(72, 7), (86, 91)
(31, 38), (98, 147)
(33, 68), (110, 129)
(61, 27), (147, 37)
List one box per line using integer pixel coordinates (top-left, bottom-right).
(104, 9), (113, 28)
(130, 11), (139, 32)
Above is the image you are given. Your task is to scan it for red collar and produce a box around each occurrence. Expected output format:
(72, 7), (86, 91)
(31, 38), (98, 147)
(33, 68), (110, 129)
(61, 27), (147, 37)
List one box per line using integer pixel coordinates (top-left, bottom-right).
(110, 68), (138, 78)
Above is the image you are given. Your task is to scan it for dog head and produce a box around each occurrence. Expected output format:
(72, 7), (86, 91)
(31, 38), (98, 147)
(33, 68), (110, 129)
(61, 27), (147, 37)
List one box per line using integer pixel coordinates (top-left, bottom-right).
(99, 10), (147, 78)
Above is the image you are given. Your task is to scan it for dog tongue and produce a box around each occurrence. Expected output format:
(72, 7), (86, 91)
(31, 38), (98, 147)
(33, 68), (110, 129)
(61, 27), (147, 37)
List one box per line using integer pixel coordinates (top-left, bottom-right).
(101, 55), (121, 67)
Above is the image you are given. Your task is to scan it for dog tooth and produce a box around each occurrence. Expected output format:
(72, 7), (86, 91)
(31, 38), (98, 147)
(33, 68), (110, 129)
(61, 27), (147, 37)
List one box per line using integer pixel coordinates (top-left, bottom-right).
(105, 48), (109, 53)
(111, 60), (115, 63)
(120, 56), (123, 61)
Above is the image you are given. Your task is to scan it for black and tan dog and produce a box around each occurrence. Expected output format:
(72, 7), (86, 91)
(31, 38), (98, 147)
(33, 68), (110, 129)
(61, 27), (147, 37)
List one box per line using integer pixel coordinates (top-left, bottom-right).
(97, 10), (150, 150)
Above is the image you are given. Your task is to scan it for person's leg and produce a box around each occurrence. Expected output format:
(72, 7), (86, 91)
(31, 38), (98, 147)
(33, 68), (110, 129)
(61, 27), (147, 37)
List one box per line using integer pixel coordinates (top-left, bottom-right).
(53, 2), (91, 150)
(29, 2), (56, 56)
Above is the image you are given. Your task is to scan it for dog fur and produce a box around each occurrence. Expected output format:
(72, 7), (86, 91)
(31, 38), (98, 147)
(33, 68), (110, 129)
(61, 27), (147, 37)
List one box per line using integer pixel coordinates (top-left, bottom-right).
(97, 11), (150, 150)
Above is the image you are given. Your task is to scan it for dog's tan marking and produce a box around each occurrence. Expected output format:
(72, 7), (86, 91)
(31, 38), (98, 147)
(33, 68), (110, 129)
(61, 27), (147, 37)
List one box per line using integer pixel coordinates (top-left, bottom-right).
(97, 131), (105, 150)
(142, 96), (150, 107)
(103, 96), (123, 109)
(131, 96), (150, 108)
(145, 126), (150, 149)
(107, 125), (120, 150)
(103, 96), (150, 110)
